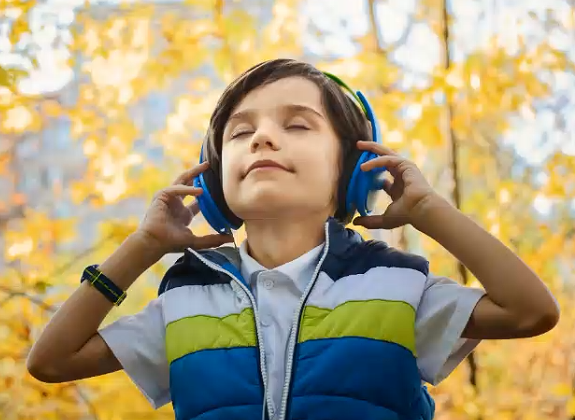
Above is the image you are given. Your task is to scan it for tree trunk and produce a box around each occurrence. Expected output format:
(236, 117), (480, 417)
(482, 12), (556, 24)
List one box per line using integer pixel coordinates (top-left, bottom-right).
(438, 0), (480, 396)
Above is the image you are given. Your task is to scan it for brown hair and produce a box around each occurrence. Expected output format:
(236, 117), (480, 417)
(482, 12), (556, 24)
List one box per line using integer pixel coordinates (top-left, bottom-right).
(203, 58), (371, 224)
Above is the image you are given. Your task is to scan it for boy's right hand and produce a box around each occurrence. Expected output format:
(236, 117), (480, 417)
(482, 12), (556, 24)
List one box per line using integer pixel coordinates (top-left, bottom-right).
(136, 161), (234, 254)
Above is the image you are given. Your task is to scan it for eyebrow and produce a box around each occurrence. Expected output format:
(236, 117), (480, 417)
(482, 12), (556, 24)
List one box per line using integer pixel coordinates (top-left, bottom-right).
(228, 104), (325, 124)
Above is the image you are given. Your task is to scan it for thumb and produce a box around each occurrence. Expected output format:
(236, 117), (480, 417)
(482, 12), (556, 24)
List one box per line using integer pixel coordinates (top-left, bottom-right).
(376, 213), (408, 230)
(352, 215), (384, 230)
(353, 205), (408, 230)
(379, 202), (409, 229)
(192, 233), (235, 250)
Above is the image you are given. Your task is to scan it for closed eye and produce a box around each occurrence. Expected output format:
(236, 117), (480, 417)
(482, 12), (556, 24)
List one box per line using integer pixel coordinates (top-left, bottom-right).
(230, 130), (254, 139)
(286, 125), (309, 131)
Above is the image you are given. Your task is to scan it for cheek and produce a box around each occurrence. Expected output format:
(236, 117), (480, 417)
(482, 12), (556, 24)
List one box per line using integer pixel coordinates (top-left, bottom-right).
(299, 143), (340, 195)
(219, 148), (241, 201)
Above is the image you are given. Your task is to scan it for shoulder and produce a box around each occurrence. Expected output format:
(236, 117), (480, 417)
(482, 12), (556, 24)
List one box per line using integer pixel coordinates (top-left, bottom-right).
(157, 247), (235, 296)
(363, 239), (429, 274)
(323, 227), (429, 281)
(420, 273), (486, 304)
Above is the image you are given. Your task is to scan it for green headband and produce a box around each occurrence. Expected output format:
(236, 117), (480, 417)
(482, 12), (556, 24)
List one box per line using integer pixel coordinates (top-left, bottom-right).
(322, 71), (368, 115)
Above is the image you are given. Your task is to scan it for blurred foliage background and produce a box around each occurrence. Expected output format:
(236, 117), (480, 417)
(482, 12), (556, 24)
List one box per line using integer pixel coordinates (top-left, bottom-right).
(0, 0), (574, 418)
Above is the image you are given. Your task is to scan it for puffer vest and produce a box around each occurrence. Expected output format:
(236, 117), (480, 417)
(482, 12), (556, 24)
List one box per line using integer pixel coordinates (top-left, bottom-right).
(158, 218), (435, 420)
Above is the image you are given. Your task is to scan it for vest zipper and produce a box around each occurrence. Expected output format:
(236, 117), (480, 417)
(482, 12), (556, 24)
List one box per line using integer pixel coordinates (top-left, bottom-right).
(186, 249), (274, 419)
(278, 222), (331, 420)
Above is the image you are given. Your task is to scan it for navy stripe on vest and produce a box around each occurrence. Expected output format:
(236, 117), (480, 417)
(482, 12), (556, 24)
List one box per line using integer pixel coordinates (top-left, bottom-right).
(158, 218), (429, 296)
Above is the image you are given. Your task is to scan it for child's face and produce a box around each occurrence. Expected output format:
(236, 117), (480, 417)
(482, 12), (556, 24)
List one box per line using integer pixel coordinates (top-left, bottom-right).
(220, 76), (341, 222)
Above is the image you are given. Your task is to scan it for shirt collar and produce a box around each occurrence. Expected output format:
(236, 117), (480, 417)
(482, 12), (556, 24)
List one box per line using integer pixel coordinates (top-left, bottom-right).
(239, 240), (325, 293)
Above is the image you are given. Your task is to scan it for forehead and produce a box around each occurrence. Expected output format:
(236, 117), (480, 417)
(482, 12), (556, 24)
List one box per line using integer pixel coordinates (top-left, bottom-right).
(232, 76), (323, 114)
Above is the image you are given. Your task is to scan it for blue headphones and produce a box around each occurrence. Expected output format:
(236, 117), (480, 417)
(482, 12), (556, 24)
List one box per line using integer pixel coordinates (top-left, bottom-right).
(193, 71), (386, 234)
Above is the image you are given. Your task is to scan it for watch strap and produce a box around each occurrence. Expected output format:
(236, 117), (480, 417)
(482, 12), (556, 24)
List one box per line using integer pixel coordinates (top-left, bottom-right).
(81, 265), (127, 306)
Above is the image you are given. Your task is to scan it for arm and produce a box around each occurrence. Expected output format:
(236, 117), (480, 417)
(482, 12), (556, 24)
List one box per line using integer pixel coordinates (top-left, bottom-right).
(413, 195), (560, 339)
(27, 165), (231, 383)
(26, 232), (163, 382)
(353, 140), (560, 341)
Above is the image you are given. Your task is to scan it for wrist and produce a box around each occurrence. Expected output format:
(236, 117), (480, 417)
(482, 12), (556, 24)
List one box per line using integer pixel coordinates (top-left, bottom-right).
(410, 193), (455, 234)
(129, 230), (168, 261)
(97, 232), (165, 291)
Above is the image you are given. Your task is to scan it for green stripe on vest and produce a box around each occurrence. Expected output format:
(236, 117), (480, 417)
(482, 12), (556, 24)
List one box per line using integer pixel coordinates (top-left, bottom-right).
(166, 308), (257, 363)
(298, 299), (416, 355)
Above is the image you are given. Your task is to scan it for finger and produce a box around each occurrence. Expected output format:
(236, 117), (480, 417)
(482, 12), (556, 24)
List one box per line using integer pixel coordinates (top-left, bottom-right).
(187, 200), (200, 216)
(382, 179), (393, 195)
(353, 214), (406, 230)
(172, 161), (210, 186)
(193, 233), (235, 250)
(360, 155), (406, 172)
(158, 185), (204, 198)
(357, 140), (400, 157)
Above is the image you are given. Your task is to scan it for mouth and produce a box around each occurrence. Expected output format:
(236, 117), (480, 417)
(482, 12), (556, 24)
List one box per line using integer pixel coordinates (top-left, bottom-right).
(245, 159), (292, 176)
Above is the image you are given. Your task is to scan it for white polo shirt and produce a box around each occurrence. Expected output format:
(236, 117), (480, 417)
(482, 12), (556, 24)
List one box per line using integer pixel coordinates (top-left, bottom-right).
(238, 240), (326, 419)
(99, 242), (485, 416)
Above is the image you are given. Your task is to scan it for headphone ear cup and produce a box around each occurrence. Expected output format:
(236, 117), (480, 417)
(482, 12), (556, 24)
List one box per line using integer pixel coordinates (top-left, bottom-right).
(195, 166), (243, 233)
(335, 147), (363, 224)
(342, 150), (381, 221)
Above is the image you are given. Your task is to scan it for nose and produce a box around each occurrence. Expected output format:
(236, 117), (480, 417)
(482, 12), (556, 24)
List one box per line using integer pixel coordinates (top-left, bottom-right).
(249, 122), (280, 153)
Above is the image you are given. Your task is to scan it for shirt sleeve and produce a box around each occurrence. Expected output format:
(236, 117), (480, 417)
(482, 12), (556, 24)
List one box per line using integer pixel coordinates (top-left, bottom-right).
(98, 296), (170, 409)
(415, 273), (486, 385)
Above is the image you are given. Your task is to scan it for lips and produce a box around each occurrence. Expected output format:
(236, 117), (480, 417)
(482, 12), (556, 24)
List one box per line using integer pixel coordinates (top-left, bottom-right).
(246, 159), (291, 175)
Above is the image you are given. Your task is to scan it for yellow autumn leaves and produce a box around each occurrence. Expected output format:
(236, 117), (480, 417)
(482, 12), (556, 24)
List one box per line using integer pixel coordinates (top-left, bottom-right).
(0, 0), (574, 419)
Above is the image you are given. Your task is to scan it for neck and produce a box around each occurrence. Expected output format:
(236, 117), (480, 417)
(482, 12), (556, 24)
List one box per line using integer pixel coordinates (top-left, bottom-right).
(244, 215), (328, 269)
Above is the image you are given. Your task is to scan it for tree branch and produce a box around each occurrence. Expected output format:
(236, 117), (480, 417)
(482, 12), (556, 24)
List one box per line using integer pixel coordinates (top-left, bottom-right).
(214, 0), (239, 76)
(0, 284), (56, 312)
(366, 0), (417, 95)
(49, 233), (115, 279)
(71, 383), (100, 420)
(0, 232), (115, 312)
(367, 0), (384, 55)
(367, 0), (415, 55)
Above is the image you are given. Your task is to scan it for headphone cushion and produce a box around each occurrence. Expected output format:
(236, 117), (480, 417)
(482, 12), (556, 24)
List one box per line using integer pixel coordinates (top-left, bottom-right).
(201, 167), (243, 230)
(352, 151), (380, 216)
(335, 146), (363, 223)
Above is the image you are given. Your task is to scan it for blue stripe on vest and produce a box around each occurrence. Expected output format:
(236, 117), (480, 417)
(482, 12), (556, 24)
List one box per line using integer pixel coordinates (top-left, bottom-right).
(170, 347), (263, 420)
(289, 337), (433, 420)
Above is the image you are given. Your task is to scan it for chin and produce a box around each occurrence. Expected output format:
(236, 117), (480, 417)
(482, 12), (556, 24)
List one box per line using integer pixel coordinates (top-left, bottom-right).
(232, 192), (297, 219)
(229, 189), (320, 221)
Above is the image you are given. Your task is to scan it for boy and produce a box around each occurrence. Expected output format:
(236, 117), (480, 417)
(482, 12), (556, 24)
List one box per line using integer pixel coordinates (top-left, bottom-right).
(27, 59), (559, 420)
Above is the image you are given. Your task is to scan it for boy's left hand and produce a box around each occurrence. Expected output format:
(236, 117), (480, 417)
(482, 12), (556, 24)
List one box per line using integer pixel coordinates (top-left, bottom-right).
(352, 141), (441, 230)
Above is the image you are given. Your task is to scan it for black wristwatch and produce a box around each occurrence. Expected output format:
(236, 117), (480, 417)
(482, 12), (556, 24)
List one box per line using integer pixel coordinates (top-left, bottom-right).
(81, 265), (127, 306)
